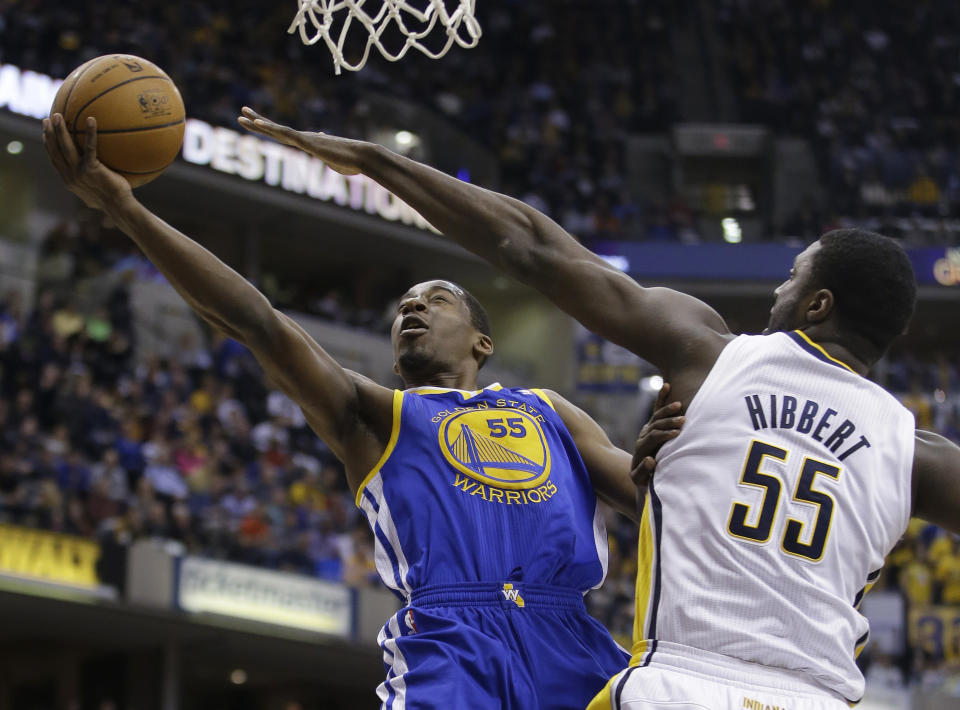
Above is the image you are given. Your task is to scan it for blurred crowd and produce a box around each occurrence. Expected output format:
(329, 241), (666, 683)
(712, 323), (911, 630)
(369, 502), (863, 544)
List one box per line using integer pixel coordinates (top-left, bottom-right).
(720, 0), (960, 240)
(0, 0), (679, 241)
(0, 222), (381, 587)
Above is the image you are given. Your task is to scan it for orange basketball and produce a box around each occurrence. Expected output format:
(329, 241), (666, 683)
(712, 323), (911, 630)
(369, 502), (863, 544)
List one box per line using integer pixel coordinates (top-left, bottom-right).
(51, 54), (185, 187)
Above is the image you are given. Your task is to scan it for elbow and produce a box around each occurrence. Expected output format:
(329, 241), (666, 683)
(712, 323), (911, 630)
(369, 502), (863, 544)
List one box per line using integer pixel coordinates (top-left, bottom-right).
(495, 235), (538, 281)
(494, 214), (554, 282)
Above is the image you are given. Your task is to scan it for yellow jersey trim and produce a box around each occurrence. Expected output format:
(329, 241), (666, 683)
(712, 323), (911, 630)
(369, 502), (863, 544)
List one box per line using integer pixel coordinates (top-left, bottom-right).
(355, 389), (405, 507)
(528, 388), (556, 411)
(631, 491), (656, 658)
(406, 382), (503, 397)
(793, 330), (856, 373)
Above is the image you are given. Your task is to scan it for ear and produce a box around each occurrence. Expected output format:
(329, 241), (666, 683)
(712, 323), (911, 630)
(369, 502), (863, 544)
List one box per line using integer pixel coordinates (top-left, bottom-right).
(474, 333), (494, 361)
(806, 288), (834, 324)
(393, 362), (400, 375)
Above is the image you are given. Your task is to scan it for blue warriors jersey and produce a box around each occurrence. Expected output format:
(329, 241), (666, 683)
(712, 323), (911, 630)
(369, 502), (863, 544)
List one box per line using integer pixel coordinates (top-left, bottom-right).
(355, 384), (609, 597)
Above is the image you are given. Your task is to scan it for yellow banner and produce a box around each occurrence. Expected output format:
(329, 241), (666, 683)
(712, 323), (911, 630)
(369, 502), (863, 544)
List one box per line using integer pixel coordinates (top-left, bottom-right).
(908, 606), (960, 660)
(0, 524), (100, 588)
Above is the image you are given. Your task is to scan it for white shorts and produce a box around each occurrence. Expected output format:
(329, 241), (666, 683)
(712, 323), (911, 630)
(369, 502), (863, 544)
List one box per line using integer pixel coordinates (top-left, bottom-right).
(589, 643), (851, 710)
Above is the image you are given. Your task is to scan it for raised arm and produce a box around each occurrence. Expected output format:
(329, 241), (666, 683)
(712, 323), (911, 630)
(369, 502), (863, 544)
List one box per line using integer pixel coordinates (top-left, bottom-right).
(43, 115), (394, 490)
(912, 429), (960, 535)
(238, 109), (732, 383)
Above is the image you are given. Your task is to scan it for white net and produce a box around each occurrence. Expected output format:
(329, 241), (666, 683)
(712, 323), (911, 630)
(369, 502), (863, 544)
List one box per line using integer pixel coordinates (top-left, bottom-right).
(288, 0), (482, 74)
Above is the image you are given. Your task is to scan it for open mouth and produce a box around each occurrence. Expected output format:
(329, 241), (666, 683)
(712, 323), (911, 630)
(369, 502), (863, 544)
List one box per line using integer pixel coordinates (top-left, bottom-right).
(400, 314), (429, 335)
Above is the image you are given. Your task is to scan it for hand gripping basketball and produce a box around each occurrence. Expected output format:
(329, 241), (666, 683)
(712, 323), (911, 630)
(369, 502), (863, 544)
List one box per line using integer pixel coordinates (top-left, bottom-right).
(238, 107), (364, 176)
(42, 114), (133, 211)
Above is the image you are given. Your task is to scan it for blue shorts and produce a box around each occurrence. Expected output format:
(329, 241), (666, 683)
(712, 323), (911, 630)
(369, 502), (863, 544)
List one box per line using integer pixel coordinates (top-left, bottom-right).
(376, 582), (630, 709)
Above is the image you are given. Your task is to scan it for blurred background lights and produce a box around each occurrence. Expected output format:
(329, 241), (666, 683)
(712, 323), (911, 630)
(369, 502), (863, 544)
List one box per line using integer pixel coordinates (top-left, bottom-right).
(640, 375), (665, 392)
(722, 217), (742, 244)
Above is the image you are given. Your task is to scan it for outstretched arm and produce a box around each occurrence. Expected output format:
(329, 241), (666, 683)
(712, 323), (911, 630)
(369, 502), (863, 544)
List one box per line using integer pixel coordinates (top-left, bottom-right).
(913, 430), (960, 535)
(238, 109), (732, 381)
(43, 115), (394, 489)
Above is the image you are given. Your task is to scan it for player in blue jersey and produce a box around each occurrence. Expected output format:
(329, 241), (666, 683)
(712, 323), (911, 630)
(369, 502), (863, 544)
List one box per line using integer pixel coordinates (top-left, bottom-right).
(43, 114), (683, 709)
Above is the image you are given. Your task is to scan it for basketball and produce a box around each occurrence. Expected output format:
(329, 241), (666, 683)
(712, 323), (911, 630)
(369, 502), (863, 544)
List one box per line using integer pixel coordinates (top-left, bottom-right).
(50, 54), (185, 187)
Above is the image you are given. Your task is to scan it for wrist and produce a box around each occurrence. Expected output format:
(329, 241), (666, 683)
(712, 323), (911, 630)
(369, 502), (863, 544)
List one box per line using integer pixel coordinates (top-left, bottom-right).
(104, 192), (142, 230)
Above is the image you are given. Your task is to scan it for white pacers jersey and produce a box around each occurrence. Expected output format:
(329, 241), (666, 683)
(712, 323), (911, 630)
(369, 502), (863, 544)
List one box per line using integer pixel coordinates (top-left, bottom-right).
(632, 331), (915, 703)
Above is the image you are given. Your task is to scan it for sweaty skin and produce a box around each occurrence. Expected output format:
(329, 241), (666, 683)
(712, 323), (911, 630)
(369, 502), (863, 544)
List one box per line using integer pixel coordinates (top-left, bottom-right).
(236, 107), (960, 535)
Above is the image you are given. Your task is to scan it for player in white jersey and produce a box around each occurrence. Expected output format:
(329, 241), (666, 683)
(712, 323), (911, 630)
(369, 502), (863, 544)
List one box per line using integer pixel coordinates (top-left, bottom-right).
(235, 113), (960, 709)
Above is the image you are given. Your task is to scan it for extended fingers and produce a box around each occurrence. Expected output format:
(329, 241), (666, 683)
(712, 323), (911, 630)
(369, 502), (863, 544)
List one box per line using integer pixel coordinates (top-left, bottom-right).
(83, 117), (98, 168)
(240, 106), (264, 122)
(42, 114), (74, 178)
(650, 400), (683, 421)
(643, 415), (685, 432)
(638, 429), (682, 444)
(238, 106), (288, 137)
(52, 112), (81, 165)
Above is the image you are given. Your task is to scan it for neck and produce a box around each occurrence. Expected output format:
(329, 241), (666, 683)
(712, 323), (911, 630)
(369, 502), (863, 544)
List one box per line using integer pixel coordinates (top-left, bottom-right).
(799, 325), (875, 376)
(401, 368), (480, 391)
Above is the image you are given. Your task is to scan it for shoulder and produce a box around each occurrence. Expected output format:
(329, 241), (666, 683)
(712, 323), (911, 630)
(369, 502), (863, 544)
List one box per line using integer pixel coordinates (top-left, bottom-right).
(511, 386), (558, 411)
(534, 389), (592, 428)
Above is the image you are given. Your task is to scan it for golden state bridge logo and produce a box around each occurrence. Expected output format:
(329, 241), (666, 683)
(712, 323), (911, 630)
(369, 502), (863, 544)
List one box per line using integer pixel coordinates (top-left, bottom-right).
(439, 408), (551, 491)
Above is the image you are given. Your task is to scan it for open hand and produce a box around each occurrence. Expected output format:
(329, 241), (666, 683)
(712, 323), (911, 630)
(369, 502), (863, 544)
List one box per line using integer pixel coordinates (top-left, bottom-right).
(631, 382), (683, 488)
(42, 114), (133, 211)
(238, 107), (367, 176)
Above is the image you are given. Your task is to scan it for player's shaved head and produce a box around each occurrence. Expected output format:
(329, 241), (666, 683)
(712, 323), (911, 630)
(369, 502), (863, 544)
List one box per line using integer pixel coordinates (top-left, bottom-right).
(811, 229), (916, 354)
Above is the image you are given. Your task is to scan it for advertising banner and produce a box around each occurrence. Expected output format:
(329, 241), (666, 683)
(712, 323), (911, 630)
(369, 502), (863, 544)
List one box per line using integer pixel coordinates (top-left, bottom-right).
(0, 523), (101, 589)
(176, 556), (353, 637)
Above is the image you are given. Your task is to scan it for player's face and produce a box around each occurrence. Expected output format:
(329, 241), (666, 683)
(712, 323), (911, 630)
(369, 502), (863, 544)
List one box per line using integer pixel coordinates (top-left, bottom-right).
(764, 242), (821, 334)
(391, 280), (481, 378)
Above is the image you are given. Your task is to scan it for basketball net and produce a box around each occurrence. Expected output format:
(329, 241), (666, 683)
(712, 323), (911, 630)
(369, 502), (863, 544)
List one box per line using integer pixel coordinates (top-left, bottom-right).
(288, 0), (481, 74)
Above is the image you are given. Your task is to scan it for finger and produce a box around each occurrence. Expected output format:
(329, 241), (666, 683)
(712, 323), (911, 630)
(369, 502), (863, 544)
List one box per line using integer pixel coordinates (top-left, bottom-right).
(240, 106), (263, 121)
(646, 416), (685, 431)
(238, 107), (283, 133)
(634, 421), (683, 448)
(83, 116), (98, 168)
(238, 115), (296, 145)
(649, 401), (683, 421)
(43, 115), (73, 177)
(52, 112), (82, 167)
(643, 429), (682, 442)
(630, 456), (657, 485)
(653, 382), (671, 410)
(632, 432), (680, 462)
